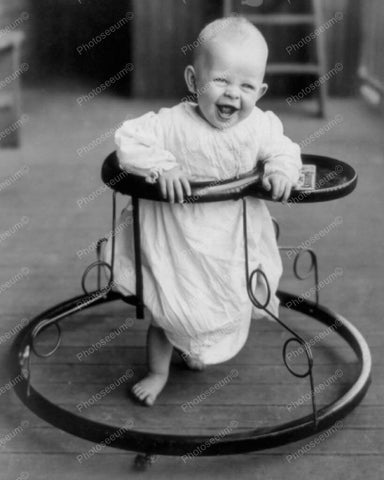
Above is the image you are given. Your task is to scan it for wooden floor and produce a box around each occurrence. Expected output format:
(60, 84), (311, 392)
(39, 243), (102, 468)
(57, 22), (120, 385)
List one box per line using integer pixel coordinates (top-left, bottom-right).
(1, 84), (383, 479)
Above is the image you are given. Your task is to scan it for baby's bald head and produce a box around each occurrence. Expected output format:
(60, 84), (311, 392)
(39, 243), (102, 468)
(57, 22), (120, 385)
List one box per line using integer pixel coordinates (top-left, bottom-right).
(193, 16), (269, 78)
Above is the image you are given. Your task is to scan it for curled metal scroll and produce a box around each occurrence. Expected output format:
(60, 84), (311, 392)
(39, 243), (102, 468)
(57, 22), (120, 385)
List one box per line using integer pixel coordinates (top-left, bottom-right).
(278, 246), (319, 305)
(242, 199), (318, 428)
(31, 242), (114, 364)
(81, 260), (112, 296)
(28, 289), (111, 357)
(22, 287), (116, 397)
(31, 320), (62, 358)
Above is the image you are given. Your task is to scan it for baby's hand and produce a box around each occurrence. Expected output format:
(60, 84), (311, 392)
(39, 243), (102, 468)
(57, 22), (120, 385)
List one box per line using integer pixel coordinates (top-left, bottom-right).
(262, 172), (293, 203)
(158, 167), (192, 203)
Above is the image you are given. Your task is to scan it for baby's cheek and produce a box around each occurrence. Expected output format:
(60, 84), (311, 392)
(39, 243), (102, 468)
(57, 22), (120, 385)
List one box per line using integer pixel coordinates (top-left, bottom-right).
(239, 104), (254, 122)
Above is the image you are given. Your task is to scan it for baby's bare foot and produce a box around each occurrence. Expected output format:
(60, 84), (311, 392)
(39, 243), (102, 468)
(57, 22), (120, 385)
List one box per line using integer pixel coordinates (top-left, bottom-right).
(131, 372), (168, 406)
(183, 355), (205, 371)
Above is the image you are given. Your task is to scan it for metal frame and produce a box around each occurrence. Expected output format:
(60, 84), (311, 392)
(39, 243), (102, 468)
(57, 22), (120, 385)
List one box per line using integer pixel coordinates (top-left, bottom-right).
(11, 190), (372, 460)
(11, 288), (372, 457)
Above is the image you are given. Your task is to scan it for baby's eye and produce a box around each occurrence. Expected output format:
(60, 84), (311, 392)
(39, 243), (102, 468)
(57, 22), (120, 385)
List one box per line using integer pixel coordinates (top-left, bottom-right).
(214, 77), (228, 84)
(243, 84), (255, 90)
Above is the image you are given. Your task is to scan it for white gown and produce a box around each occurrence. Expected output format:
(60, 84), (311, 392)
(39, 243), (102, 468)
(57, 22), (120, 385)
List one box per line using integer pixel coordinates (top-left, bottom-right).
(103, 102), (301, 364)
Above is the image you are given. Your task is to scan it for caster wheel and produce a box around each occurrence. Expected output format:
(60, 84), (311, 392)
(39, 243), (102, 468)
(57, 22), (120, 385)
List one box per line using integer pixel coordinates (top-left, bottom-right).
(134, 453), (157, 470)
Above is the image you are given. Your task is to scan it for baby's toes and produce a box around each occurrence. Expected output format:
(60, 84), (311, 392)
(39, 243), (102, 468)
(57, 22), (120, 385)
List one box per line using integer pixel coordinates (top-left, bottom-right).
(132, 383), (145, 398)
(144, 394), (155, 407)
(132, 383), (141, 394)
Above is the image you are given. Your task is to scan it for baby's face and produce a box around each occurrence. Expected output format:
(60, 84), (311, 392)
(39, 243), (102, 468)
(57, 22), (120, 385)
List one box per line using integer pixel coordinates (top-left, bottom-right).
(189, 38), (268, 129)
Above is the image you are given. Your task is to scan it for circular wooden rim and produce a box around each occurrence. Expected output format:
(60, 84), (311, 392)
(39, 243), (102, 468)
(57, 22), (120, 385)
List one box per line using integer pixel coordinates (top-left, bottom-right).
(11, 290), (371, 456)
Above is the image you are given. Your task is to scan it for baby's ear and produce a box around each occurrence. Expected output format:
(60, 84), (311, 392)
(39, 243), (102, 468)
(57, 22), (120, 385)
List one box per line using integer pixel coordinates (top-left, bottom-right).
(184, 65), (197, 94)
(256, 83), (268, 103)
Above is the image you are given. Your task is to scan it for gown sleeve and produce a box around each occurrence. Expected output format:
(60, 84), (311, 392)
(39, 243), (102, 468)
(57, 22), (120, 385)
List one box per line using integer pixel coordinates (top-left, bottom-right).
(115, 111), (178, 182)
(258, 111), (302, 184)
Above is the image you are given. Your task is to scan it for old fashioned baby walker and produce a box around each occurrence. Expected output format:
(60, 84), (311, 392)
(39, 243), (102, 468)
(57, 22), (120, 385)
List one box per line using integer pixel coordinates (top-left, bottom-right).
(11, 151), (371, 467)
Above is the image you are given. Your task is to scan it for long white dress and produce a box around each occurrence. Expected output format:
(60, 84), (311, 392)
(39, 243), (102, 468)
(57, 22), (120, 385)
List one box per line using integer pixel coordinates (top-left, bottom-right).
(103, 102), (301, 365)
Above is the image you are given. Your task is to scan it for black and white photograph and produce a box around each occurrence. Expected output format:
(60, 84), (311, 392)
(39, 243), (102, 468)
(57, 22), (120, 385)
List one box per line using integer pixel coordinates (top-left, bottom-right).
(0, 0), (382, 478)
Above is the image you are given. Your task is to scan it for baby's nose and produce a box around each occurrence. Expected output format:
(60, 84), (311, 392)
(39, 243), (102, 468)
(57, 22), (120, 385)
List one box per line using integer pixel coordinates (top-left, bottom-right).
(224, 85), (240, 99)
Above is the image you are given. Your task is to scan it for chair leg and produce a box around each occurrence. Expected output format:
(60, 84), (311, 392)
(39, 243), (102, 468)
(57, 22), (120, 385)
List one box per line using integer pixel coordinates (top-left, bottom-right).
(313, 0), (328, 117)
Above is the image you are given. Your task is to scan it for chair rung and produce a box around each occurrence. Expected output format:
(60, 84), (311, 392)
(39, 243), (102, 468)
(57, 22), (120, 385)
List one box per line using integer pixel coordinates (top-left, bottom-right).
(0, 92), (13, 109)
(266, 63), (321, 75)
(0, 31), (24, 50)
(247, 14), (315, 25)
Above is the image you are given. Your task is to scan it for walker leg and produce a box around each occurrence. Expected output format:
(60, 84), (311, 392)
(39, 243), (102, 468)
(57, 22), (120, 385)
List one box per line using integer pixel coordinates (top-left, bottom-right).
(133, 453), (157, 470)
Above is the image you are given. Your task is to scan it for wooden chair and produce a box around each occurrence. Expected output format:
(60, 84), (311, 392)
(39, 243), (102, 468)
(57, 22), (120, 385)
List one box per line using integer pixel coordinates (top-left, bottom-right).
(0, 30), (25, 147)
(223, 0), (328, 116)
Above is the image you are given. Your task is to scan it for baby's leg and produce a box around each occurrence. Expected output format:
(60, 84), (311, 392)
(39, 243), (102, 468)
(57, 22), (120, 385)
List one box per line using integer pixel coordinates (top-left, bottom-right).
(178, 350), (205, 371)
(131, 325), (173, 406)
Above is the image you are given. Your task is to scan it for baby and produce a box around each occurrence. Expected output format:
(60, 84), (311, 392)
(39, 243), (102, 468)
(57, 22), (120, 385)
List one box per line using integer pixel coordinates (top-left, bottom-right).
(104, 16), (302, 406)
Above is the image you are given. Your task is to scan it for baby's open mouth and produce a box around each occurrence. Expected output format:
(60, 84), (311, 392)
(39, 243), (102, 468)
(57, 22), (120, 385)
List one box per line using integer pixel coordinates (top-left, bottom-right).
(217, 104), (238, 119)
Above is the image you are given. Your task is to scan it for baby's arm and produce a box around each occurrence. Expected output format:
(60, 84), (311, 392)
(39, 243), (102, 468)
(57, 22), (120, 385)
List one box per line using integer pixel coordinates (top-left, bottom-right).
(258, 111), (302, 203)
(115, 112), (191, 203)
